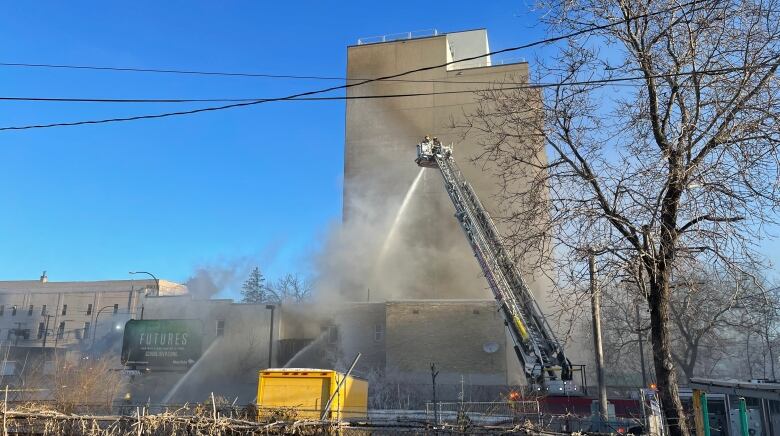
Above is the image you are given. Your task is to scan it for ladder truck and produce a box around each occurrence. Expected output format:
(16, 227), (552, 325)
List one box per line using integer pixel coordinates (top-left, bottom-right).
(416, 138), (579, 395)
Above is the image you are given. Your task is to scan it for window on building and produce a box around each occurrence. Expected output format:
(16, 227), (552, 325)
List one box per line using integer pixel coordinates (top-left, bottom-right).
(22, 329), (30, 340)
(0, 305), (4, 316)
(216, 320), (225, 336)
(37, 322), (45, 340)
(61, 305), (67, 316)
(27, 305), (33, 316)
(83, 322), (90, 338)
(11, 306), (17, 316)
(41, 305), (46, 316)
(472, 309), (480, 315)
(5, 330), (11, 340)
(374, 324), (383, 342)
(327, 325), (339, 344)
(113, 304), (118, 314)
(86, 304), (92, 316)
(57, 322), (65, 339)
(412, 309), (419, 314)
(74, 329), (82, 340)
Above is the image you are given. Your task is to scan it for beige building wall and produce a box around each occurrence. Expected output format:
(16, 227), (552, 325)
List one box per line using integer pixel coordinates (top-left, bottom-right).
(344, 30), (541, 301)
(384, 300), (507, 385)
(0, 278), (183, 349)
(143, 296), (279, 370)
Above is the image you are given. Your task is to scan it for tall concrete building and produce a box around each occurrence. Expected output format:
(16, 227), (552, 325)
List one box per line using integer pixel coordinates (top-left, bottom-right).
(341, 29), (554, 385)
(344, 29), (545, 301)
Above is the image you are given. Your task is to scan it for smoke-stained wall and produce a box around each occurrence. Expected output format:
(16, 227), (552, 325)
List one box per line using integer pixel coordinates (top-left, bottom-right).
(342, 31), (535, 302)
(385, 300), (507, 385)
(136, 296), (280, 403)
(338, 30), (572, 383)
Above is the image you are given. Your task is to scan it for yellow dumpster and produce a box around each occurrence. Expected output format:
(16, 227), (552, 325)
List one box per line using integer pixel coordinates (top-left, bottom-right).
(257, 368), (368, 420)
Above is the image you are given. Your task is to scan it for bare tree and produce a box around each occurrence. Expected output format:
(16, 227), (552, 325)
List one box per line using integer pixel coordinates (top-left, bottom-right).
(463, 0), (780, 433)
(602, 266), (770, 383)
(728, 279), (780, 379)
(56, 357), (125, 412)
(666, 268), (740, 380)
(270, 273), (313, 303)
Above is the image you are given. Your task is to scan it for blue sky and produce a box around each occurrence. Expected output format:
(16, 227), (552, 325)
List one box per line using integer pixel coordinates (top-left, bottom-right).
(1, 2), (776, 297)
(0, 1), (544, 297)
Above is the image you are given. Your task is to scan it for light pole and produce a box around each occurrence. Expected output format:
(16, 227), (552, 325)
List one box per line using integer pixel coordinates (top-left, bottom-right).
(91, 305), (119, 349)
(266, 305), (275, 368)
(54, 319), (75, 349)
(41, 314), (54, 350)
(129, 271), (159, 297)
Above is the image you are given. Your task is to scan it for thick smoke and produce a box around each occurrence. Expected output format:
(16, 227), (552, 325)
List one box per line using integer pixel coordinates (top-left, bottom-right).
(312, 167), (487, 304)
(184, 250), (279, 299)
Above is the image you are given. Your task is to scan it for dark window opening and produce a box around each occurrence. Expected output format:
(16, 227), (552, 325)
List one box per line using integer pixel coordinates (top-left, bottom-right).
(61, 305), (67, 316)
(216, 320), (225, 336)
(28, 305), (33, 316)
(41, 305), (46, 316)
(57, 322), (65, 339)
(327, 325), (339, 344)
(11, 306), (17, 316)
(37, 322), (45, 340)
(113, 304), (118, 314)
(86, 304), (92, 316)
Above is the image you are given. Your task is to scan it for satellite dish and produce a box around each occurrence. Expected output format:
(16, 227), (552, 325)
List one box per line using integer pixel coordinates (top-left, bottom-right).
(483, 341), (499, 354)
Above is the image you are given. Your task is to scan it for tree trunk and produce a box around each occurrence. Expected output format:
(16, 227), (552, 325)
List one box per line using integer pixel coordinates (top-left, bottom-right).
(648, 280), (690, 436)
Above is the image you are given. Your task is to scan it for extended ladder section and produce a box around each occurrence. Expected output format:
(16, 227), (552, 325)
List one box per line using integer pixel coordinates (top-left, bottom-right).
(416, 141), (573, 386)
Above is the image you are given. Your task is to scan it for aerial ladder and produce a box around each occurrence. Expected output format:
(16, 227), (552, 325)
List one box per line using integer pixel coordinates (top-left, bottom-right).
(416, 138), (578, 394)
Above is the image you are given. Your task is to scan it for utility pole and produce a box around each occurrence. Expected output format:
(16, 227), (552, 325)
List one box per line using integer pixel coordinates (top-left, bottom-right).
(589, 251), (609, 425)
(636, 302), (648, 387)
(41, 314), (54, 350)
(430, 363), (439, 425)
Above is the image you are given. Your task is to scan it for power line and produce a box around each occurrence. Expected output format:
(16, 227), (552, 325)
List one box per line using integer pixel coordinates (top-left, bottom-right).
(0, 61), (522, 85)
(1, 61), (777, 105)
(0, 0), (707, 132)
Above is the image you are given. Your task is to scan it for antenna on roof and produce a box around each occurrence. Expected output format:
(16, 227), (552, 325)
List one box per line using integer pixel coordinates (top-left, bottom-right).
(40, 271), (48, 283)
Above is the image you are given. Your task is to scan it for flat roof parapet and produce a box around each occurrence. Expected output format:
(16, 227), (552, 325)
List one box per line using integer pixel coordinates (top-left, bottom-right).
(357, 29), (440, 45)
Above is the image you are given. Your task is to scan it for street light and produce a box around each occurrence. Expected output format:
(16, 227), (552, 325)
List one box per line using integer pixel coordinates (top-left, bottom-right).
(266, 305), (275, 368)
(91, 305), (120, 349)
(129, 271), (160, 297)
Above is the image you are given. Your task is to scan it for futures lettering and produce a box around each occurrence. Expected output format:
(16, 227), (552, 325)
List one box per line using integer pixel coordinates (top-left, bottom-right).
(138, 332), (189, 347)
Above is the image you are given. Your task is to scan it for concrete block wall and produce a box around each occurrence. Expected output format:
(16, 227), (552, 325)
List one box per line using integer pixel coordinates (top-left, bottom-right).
(385, 300), (507, 385)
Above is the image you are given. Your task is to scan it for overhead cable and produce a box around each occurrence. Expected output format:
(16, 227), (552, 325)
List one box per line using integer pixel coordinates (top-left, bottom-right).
(0, 61), (522, 85)
(1, 60), (778, 105)
(0, 0), (708, 132)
